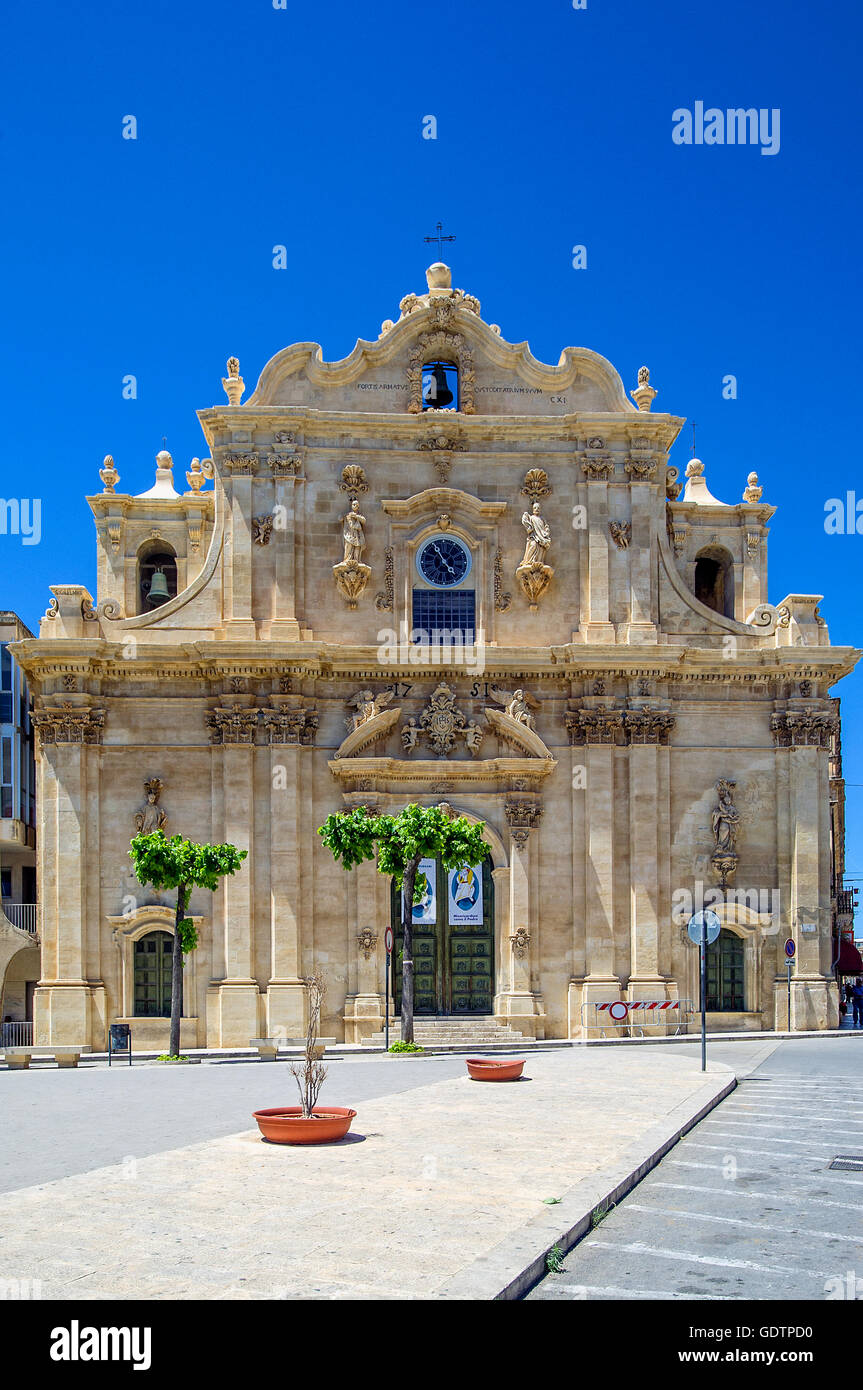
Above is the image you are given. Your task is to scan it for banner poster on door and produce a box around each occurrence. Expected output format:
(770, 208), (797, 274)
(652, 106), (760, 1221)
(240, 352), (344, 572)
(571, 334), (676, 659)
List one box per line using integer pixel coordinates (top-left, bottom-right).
(403, 858), (437, 924)
(448, 862), (483, 925)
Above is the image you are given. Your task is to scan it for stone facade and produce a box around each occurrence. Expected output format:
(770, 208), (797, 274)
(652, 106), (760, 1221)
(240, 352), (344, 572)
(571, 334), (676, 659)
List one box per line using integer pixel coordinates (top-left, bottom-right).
(11, 263), (860, 1049)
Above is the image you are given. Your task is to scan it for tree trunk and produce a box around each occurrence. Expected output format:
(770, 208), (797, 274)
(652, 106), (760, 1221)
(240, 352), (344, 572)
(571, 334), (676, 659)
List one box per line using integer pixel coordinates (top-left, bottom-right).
(400, 857), (420, 1045)
(170, 884), (187, 1058)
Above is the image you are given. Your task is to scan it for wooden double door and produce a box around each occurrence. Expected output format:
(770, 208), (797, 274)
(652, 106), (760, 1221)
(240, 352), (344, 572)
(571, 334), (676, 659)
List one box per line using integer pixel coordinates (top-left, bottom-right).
(392, 857), (494, 1015)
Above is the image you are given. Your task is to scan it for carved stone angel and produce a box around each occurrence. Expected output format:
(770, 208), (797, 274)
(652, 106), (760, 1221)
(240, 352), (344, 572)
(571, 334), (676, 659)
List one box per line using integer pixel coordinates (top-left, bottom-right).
(489, 687), (539, 731)
(346, 688), (395, 732)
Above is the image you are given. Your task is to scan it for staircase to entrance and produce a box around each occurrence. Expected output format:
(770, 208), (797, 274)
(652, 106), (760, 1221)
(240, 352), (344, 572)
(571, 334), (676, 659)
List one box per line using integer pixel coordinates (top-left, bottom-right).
(362, 1016), (527, 1048)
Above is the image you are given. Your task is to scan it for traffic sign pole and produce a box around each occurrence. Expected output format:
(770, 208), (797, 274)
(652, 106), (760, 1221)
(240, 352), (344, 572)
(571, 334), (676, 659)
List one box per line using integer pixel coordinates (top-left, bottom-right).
(384, 925), (395, 1052)
(701, 921), (707, 1073)
(785, 938), (796, 1031)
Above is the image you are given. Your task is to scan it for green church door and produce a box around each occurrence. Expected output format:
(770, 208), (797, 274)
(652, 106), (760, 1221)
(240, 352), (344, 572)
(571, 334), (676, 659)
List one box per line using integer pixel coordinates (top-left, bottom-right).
(392, 857), (494, 1015)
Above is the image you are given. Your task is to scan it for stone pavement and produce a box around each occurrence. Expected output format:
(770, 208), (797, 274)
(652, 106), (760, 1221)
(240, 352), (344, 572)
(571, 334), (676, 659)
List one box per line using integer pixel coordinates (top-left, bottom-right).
(0, 1049), (733, 1300)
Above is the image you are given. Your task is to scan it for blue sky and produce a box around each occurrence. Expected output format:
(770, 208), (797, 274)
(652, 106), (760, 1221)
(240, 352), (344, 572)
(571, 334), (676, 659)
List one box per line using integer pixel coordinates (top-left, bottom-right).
(3, 0), (862, 882)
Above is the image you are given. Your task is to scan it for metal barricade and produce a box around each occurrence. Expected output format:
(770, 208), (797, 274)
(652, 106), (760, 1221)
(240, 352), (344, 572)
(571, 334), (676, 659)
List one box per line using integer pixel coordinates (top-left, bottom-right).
(580, 999), (695, 1038)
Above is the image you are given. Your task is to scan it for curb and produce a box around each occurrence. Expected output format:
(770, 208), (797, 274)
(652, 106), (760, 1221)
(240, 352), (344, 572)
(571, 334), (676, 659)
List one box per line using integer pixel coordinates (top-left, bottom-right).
(434, 1068), (738, 1300)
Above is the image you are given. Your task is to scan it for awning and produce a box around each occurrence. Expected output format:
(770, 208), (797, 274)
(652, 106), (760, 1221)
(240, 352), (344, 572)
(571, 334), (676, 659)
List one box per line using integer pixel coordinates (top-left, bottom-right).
(837, 940), (863, 974)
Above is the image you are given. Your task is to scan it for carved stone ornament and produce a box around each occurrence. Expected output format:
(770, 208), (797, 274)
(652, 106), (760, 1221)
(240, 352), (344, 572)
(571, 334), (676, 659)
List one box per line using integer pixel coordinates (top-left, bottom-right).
(100, 455), (119, 493)
(586, 437), (605, 450)
(521, 468), (551, 501)
(375, 547), (394, 612)
(770, 712), (836, 748)
(631, 366), (657, 412)
(134, 778), (167, 835)
(357, 928), (378, 961)
(505, 799), (543, 849)
(799, 680), (812, 697)
(671, 524), (688, 557)
(414, 682), (481, 757)
(224, 453), (258, 475)
(624, 456), (657, 482)
(260, 708), (319, 746)
(743, 471), (763, 503)
(510, 927), (530, 958)
(334, 561), (371, 608)
(711, 778), (740, 887)
(253, 514), (274, 546)
(417, 432), (466, 452)
(205, 707), (260, 745)
(345, 689), (395, 733)
(273, 431), (295, 447)
(222, 357), (244, 406)
(186, 457), (206, 493)
(665, 466), (682, 501)
(339, 464), (369, 494)
(580, 455), (615, 482)
(494, 549), (512, 612)
(566, 707), (675, 747)
(268, 452), (303, 478)
(489, 686), (538, 731)
(31, 704), (105, 746)
(593, 679), (606, 696)
(746, 530), (761, 557)
(609, 520), (632, 549)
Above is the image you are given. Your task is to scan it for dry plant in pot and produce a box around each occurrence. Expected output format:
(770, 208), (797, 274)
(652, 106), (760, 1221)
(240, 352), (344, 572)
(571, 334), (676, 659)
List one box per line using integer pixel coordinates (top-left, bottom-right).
(252, 973), (356, 1144)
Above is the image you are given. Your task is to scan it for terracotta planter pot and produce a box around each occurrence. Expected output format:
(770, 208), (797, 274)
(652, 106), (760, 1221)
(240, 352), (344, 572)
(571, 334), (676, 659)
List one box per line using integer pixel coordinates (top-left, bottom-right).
(252, 1106), (356, 1144)
(465, 1057), (526, 1082)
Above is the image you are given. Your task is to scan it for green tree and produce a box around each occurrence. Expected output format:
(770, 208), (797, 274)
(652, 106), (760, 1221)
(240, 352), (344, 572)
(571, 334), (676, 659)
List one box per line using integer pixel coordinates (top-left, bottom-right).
(129, 831), (248, 1058)
(317, 803), (488, 1043)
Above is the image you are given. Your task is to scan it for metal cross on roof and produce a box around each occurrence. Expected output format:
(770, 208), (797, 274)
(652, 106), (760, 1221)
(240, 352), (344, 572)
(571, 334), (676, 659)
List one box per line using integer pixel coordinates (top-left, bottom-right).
(423, 221), (456, 258)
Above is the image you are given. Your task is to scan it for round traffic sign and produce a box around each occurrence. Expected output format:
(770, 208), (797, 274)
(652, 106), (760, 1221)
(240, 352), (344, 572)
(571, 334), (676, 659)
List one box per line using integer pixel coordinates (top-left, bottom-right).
(384, 926), (395, 955)
(687, 910), (721, 946)
(784, 937), (796, 959)
(608, 1001), (629, 1022)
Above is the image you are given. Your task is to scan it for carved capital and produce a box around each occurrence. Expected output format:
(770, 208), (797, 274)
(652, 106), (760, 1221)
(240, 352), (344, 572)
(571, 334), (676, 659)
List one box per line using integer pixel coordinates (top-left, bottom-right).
(31, 704), (105, 747)
(260, 709), (319, 746)
(623, 710), (676, 745)
(205, 708), (259, 745)
(224, 453), (258, 475)
(770, 712), (837, 749)
(504, 799), (543, 847)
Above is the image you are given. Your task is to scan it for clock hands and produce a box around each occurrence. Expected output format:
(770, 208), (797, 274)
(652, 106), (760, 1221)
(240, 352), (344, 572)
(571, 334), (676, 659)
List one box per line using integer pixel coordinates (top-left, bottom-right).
(431, 543), (455, 576)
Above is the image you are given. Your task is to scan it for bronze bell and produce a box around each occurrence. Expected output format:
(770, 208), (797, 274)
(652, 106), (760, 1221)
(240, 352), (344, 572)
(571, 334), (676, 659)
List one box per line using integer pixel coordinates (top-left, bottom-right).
(148, 568), (170, 604)
(424, 363), (454, 408)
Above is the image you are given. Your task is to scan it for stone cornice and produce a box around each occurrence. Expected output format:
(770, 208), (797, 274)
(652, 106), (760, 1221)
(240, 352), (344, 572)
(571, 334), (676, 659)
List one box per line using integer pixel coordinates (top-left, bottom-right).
(10, 637), (861, 690)
(327, 755), (557, 786)
(381, 489), (507, 521)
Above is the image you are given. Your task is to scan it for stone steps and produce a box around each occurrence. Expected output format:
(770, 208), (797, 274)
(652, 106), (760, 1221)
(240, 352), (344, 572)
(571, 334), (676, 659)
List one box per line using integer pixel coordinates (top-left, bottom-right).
(362, 1016), (527, 1047)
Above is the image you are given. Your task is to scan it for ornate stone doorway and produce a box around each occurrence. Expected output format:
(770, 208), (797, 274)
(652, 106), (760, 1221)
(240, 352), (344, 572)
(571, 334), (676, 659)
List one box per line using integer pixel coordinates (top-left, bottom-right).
(391, 856), (494, 1015)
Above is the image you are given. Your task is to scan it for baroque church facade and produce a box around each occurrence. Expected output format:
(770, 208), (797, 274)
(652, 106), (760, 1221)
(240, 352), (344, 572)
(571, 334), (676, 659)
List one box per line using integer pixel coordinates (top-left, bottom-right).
(13, 262), (858, 1049)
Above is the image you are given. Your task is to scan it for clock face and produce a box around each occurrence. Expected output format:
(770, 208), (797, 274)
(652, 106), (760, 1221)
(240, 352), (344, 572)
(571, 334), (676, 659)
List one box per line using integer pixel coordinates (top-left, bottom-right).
(417, 536), (471, 588)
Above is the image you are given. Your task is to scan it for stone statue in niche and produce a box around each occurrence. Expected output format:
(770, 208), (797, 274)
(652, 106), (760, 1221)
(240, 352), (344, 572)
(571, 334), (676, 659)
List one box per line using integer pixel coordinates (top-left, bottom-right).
(134, 778), (167, 835)
(342, 499), (366, 564)
(516, 502), (554, 611)
(710, 778), (740, 887)
(333, 499), (371, 608)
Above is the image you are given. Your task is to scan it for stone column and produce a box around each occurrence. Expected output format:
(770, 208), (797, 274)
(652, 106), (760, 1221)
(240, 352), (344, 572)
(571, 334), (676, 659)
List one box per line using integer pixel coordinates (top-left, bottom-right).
(771, 712), (838, 1030)
(495, 797), (545, 1037)
(206, 706), (260, 1044)
(625, 468), (658, 640)
(580, 452), (616, 643)
(222, 452), (258, 640)
(570, 709), (622, 1032)
(269, 448), (303, 640)
(625, 711), (675, 990)
(30, 706), (105, 1046)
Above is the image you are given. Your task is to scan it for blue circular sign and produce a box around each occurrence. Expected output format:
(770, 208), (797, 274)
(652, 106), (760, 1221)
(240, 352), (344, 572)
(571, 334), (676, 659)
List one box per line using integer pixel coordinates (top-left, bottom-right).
(687, 910), (721, 946)
(784, 938), (796, 959)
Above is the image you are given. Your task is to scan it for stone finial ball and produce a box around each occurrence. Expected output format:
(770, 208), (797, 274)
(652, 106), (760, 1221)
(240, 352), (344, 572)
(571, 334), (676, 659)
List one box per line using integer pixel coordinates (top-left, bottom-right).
(426, 262), (452, 290)
(686, 457), (704, 477)
(747, 471), (759, 485)
(156, 450), (173, 468)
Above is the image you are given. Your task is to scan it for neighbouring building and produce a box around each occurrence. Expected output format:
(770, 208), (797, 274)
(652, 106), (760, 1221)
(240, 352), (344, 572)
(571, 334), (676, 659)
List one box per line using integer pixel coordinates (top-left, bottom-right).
(11, 262), (860, 1051)
(0, 612), (39, 1038)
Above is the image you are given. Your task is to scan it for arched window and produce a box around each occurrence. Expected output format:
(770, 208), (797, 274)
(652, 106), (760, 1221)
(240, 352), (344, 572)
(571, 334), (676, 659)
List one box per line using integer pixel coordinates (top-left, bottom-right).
(706, 929), (744, 1011)
(422, 360), (458, 411)
(694, 546), (734, 618)
(137, 546), (178, 615)
(133, 930), (173, 1017)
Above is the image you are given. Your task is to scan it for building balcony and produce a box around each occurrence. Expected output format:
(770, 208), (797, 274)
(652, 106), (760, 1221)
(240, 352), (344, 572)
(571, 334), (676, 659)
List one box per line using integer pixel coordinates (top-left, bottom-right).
(1, 902), (38, 935)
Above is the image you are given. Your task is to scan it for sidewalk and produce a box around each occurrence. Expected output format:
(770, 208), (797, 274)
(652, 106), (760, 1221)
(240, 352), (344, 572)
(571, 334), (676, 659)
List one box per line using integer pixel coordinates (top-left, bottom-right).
(1, 1049), (735, 1300)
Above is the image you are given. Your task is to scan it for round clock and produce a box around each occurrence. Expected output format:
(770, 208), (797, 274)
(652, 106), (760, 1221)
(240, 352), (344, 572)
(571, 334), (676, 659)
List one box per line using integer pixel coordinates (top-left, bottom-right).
(416, 535), (471, 588)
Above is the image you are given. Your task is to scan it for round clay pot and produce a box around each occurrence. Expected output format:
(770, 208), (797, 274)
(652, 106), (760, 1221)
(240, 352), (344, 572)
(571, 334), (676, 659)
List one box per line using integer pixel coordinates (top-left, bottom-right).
(465, 1057), (526, 1082)
(252, 1106), (357, 1144)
